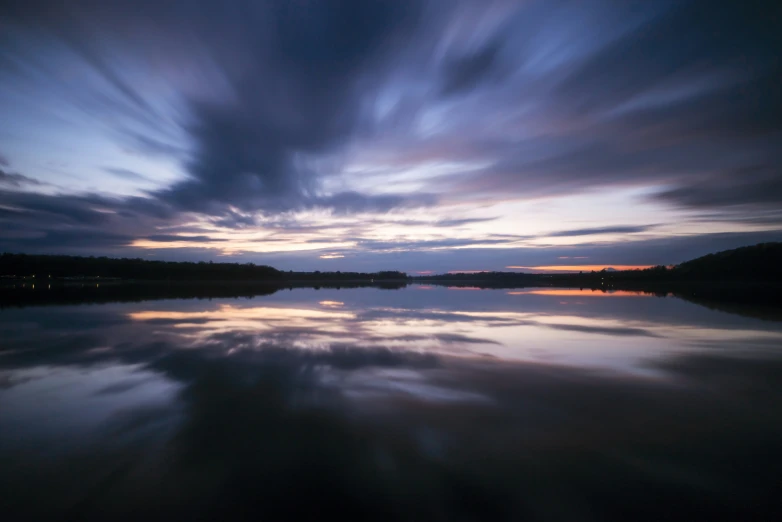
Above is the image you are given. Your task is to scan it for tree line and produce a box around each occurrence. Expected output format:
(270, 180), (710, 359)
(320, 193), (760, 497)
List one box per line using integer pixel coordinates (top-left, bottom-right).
(0, 253), (406, 281)
(2, 242), (779, 283)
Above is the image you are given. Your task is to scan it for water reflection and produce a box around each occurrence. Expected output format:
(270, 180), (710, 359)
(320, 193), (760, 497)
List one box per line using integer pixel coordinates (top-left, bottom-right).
(1, 287), (781, 520)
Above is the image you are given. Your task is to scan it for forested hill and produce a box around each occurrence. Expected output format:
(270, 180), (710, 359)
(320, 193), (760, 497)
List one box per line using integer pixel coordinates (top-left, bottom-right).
(412, 242), (782, 284)
(675, 242), (782, 281)
(0, 253), (405, 282)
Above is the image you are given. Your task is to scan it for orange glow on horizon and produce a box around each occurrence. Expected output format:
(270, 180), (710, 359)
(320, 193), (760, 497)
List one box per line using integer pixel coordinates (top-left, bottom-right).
(506, 265), (654, 272)
(507, 289), (649, 297)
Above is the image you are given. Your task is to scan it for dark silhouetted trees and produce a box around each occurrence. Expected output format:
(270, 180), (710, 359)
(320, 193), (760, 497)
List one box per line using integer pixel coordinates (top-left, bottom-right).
(0, 253), (408, 282)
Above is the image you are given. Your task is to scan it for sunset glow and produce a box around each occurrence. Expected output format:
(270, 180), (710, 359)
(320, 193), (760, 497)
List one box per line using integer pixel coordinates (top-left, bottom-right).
(507, 265), (655, 272)
(507, 289), (650, 297)
(0, 0), (779, 271)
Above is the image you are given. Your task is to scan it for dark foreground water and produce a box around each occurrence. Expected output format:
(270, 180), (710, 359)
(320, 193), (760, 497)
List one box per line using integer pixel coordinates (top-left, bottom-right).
(1, 286), (781, 521)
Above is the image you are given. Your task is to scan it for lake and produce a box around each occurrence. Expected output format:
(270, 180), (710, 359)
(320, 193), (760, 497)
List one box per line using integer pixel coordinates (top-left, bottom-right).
(1, 285), (781, 520)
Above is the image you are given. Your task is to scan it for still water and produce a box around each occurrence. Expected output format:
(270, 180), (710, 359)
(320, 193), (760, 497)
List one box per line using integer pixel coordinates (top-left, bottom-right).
(1, 286), (781, 520)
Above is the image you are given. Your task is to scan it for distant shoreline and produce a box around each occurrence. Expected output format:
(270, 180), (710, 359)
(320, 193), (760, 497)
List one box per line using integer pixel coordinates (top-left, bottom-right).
(2, 277), (781, 311)
(2, 243), (781, 308)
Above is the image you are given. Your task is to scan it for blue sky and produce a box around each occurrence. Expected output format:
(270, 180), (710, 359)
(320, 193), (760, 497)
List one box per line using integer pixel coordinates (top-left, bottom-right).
(1, 0), (780, 272)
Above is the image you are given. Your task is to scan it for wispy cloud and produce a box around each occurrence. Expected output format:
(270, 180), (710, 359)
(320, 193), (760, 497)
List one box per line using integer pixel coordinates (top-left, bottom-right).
(0, 169), (44, 188)
(546, 225), (657, 238)
(0, 0), (779, 265)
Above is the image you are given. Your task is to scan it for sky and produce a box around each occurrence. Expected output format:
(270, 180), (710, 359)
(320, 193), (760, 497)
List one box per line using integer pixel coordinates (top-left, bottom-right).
(0, 0), (780, 273)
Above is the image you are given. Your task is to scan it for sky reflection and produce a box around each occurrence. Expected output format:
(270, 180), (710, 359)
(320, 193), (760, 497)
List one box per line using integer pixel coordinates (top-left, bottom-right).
(1, 287), (782, 520)
(111, 287), (782, 373)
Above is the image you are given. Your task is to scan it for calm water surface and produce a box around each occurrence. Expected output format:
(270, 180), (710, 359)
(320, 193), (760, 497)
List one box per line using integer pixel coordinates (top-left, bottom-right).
(1, 286), (781, 520)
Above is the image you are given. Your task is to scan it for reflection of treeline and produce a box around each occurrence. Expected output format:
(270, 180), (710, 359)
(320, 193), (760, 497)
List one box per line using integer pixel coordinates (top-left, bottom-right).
(0, 253), (406, 282)
(414, 243), (782, 306)
(0, 281), (279, 308)
(283, 270), (407, 282)
(0, 280), (409, 309)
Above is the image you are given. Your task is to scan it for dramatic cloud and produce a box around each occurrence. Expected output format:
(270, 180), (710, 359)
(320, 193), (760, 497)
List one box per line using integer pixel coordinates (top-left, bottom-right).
(0, 0), (780, 267)
(0, 189), (173, 253)
(651, 166), (782, 211)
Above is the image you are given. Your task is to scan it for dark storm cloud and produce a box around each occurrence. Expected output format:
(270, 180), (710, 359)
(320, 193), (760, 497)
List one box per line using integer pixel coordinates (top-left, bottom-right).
(552, 1), (776, 116)
(314, 191), (437, 215)
(144, 235), (226, 243)
(143, 0), (429, 214)
(425, 0), (782, 213)
(0, 189), (174, 253)
(0, 169), (43, 188)
(0, 191), (113, 226)
(651, 166), (782, 210)
(4, 229), (134, 250)
(546, 225), (656, 238)
(686, 211), (782, 228)
(0, 190), (173, 226)
(1, 0), (432, 216)
(351, 236), (525, 251)
(440, 41), (503, 96)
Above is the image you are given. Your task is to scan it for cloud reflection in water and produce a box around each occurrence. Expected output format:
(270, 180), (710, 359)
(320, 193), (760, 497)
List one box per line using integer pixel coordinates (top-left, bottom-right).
(1, 287), (781, 520)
